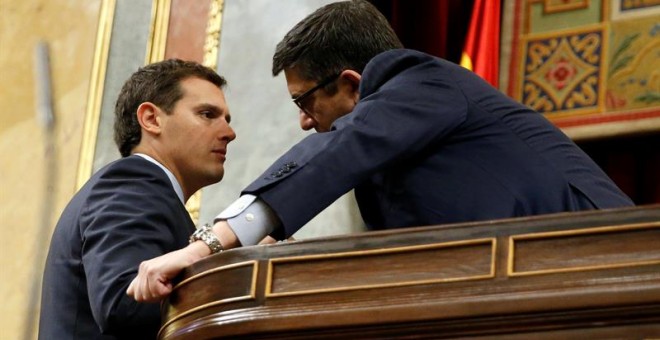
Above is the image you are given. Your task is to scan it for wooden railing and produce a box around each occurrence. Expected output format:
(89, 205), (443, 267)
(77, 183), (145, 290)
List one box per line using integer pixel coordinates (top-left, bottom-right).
(159, 205), (660, 339)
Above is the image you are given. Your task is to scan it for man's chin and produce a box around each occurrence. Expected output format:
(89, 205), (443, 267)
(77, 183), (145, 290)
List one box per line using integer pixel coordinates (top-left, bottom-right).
(213, 172), (224, 184)
(204, 170), (225, 186)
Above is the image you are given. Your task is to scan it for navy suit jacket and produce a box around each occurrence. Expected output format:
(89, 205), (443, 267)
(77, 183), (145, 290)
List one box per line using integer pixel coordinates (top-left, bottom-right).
(39, 155), (195, 339)
(244, 49), (633, 237)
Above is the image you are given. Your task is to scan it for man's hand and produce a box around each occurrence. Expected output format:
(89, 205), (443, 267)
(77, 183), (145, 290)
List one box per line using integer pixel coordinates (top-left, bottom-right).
(126, 221), (239, 302)
(126, 242), (209, 302)
(258, 235), (295, 245)
(258, 235), (278, 245)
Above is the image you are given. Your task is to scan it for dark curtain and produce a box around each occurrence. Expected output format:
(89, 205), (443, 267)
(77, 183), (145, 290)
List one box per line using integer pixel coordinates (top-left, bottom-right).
(370, 0), (472, 63)
(579, 134), (660, 204)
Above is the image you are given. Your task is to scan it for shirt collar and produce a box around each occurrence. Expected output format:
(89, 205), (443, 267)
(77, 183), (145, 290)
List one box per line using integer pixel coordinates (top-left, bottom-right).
(134, 153), (185, 204)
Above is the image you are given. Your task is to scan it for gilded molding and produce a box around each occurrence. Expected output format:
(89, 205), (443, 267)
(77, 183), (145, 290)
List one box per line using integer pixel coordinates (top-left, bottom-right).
(185, 191), (202, 226)
(563, 115), (660, 140)
(542, 0), (589, 14)
(145, 0), (171, 64)
(203, 0), (225, 69)
(76, 0), (117, 190)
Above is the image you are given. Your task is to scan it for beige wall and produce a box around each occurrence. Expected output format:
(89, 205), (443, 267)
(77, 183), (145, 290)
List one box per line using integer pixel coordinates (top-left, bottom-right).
(0, 0), (101, 339)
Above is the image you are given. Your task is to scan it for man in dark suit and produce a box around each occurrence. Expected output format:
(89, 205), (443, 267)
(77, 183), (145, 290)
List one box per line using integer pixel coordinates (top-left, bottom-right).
(38, 59), (236, 339)
(126, 0), (633, 303)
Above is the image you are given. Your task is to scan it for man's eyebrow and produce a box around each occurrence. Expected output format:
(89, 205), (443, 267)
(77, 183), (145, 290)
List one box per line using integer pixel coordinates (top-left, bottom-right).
(194, 103), (231, 121)
(194, 103), (219, 110)
(194, 103), (224, 113)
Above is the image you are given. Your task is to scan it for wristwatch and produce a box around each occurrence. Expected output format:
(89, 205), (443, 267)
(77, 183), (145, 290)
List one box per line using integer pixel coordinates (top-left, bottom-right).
(189, 223), (224, 254)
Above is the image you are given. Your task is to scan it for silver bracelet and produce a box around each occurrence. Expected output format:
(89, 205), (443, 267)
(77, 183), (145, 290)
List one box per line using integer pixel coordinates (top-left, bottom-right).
(189, 223), (224, 254)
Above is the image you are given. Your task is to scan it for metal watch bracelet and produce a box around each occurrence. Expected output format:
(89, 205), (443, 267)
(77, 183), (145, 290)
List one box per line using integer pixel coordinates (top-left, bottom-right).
(189, 223), (224, 254)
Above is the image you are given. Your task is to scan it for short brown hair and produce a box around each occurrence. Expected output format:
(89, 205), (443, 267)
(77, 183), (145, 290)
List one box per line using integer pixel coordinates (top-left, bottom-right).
(114, 59), (226, 157)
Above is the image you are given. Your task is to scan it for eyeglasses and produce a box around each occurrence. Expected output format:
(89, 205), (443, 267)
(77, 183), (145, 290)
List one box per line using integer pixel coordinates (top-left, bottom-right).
(293, 73), (340, 114)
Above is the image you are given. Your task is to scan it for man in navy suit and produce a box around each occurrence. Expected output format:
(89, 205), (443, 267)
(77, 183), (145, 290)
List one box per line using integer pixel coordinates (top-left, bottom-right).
(127, 0), (633, 303)
(38, 59), (236, 339)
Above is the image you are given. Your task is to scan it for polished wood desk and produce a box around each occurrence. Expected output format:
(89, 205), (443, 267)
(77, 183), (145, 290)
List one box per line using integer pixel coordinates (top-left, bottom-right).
(159, 205), (660, 339)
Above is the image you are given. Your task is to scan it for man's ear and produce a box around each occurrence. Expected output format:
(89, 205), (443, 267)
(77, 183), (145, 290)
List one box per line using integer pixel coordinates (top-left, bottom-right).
(339, 70), (361, 102)
(136, 102), (162, 135)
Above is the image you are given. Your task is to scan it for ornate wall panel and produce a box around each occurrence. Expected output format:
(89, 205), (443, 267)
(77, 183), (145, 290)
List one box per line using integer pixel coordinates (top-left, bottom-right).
(606, 15), (660, 112)
(502, 0), (660, 140)
(521, 26), (605, 116)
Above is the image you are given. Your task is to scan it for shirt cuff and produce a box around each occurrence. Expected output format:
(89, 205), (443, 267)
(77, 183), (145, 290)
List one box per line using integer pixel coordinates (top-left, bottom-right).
(215, 195), (282, 246)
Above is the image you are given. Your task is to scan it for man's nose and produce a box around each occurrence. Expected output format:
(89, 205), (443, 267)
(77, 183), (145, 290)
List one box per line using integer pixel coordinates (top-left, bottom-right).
(299, 111), (316, 131)
(221, 122), (236, 142)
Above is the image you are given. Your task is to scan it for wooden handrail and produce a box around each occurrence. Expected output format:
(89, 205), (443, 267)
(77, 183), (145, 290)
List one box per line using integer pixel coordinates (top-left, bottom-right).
(160, 205), (660, 339)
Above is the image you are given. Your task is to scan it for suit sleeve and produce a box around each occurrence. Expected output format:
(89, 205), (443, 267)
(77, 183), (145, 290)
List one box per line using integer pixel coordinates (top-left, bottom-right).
(79, 162), (188, 335)
(243, 51), (469, 236)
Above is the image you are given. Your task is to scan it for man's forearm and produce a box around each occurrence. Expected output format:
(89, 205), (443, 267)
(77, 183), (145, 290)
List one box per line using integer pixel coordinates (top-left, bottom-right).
(127, 213), (266, 302)
(126, 241), (213, 302)
(211, 220), (241, 249)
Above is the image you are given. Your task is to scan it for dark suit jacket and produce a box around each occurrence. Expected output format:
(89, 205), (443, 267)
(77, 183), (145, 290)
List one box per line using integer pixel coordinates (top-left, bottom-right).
(244, 49), (633, 237)
(39, 155), (195, 339)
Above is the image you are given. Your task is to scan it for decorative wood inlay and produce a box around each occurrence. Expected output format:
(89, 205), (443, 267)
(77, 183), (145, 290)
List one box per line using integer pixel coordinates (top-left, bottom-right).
(160, 260), (258, 336)
(266, 238), (496, 297)
(159, 205), (660, 339)
(508, 222), (660, 276)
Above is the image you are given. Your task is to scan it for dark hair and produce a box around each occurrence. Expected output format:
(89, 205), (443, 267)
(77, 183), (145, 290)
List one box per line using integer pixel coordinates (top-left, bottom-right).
(114, 59), (227, 157)
(272, 0), (402, 83)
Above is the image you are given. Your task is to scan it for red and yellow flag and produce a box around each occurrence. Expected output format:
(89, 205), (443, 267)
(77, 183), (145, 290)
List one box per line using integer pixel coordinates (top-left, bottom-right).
(460, 0), (501, 88)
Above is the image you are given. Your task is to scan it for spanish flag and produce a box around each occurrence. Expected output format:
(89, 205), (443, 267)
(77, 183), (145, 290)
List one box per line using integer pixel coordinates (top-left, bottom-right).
(460, 0), (501, 88)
